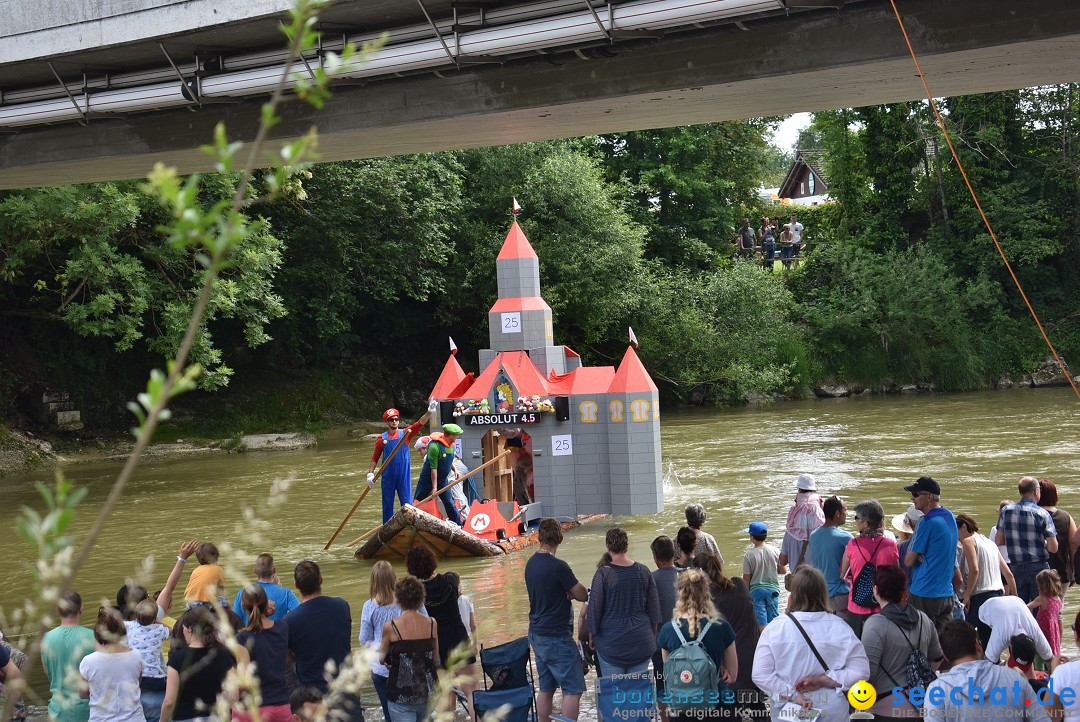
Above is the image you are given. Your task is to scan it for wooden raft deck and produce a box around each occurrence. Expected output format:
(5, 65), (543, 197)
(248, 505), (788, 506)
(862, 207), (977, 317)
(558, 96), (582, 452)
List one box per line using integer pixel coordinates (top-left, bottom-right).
(354, 504), (604, 560)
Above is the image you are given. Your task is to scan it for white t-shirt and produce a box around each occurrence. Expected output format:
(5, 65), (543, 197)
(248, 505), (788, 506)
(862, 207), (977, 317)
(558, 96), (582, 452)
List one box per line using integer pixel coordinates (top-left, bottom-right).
(78, 649), (145, 722)
(124, 620), (169, 678)
(458, 594), (475, 635)
(790, 222), (804, 244)
(1050, 660), (1080, 722)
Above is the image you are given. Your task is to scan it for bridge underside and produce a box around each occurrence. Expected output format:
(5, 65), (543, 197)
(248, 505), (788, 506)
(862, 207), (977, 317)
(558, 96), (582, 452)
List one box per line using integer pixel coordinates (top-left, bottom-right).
(1, 0), (1078, 190)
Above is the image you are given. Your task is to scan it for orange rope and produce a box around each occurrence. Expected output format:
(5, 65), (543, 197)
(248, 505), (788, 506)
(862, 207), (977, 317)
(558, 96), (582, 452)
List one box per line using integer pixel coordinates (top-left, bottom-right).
(888, 0), (1080, 400)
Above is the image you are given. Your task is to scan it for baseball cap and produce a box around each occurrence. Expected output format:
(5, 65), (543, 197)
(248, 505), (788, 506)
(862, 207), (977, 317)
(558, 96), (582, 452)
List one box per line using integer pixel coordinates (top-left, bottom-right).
(796, 474), (817, 491)
(904, 476), (941, 495)
(742, 521), (768, 536)
(1007, 634), (1037, 669)
(441, 423), (463, 435)
(382, 408), (401, 422)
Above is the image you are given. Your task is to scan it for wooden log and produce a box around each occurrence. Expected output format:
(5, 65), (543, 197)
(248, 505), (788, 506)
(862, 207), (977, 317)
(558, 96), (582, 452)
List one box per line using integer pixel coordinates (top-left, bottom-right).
(345, 449), (512, 549)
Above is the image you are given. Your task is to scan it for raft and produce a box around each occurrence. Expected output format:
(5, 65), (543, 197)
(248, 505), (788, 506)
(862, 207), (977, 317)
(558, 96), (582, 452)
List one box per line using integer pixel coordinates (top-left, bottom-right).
(354, 503), (604, 559)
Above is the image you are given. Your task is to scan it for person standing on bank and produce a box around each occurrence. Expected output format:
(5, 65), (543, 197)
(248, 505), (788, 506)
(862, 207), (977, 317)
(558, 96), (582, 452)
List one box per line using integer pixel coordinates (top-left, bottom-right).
(996, 476), (1058, 603)
(955, 513), (1015, 650)
(737, 218), (757, 260)
(903, 476), (960, 629)
(685, 503), (722, 560)
(789, 213), (805, 267)
(368, 406), (428, 524)
(587, 528), (661, 677)
(425, 424), (464, 527)
(525, 519), (589, 722)
(809, 496), (852, 622)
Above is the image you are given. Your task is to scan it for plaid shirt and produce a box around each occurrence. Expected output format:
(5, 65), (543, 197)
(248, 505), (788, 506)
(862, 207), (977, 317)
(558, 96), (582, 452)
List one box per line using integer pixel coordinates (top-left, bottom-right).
(997, 498), (1056, 564)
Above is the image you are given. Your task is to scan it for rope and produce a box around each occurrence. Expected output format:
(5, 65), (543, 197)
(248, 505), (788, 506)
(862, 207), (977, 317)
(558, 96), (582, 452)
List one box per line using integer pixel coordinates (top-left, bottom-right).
(888, 0), (1080, 401)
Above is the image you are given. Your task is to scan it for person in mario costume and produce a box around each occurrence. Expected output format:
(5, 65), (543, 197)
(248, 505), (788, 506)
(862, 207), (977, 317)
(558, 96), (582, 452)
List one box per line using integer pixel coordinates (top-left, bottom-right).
(367, 407), (425, 523)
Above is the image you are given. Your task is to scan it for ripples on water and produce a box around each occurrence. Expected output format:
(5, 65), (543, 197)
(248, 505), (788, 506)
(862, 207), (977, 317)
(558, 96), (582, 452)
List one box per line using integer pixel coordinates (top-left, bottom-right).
(1, 387), (1078, 708)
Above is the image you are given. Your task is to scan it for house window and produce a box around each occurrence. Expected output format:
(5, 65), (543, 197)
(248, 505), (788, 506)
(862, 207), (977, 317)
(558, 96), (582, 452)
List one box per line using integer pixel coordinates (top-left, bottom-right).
(800, 182), (805, 195)
(808, 173), (816, 194)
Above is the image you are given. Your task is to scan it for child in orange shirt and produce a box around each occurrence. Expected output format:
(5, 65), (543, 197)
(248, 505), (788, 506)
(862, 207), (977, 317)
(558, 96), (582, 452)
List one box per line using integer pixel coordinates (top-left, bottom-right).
(183, 542), (226, 607)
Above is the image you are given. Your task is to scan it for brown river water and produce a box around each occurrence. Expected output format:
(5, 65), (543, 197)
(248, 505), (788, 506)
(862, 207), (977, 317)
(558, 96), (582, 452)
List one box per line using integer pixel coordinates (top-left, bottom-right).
(2, 387), (1079, 712)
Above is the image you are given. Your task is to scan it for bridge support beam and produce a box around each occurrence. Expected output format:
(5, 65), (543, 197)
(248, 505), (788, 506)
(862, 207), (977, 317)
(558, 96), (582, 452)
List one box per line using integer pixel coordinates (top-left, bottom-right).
(1, 0), (1078, 189)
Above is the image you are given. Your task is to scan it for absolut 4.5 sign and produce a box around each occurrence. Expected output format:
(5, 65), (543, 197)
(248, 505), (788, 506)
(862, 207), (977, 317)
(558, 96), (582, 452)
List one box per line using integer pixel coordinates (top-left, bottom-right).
(463, 412), (542, 426)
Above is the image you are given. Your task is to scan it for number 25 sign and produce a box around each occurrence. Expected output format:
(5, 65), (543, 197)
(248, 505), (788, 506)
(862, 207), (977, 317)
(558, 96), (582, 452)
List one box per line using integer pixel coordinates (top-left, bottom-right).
(501, 312), (521, 333)
(551, 435), (572, 456)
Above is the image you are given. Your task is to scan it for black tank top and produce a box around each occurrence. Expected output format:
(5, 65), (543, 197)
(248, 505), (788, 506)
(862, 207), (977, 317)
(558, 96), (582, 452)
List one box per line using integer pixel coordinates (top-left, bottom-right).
(385, 619), (436, 705)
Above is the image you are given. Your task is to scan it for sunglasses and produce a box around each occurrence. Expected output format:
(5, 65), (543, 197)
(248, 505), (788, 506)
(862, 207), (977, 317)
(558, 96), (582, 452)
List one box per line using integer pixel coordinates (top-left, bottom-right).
(911, 492), (927, 499)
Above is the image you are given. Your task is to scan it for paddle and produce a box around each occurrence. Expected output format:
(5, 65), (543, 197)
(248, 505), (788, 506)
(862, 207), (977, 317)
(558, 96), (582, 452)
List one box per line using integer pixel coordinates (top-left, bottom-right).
(345, 448), (513, 549)
(323, 408), (433, 550)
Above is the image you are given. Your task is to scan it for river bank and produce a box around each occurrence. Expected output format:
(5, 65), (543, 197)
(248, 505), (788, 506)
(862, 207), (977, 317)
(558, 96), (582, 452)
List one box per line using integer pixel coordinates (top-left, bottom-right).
(2, 355), (1076, 478)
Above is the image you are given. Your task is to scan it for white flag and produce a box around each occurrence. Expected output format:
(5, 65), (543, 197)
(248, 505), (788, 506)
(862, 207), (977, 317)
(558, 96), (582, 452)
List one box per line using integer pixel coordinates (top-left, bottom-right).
(511, 196), (522, 215)
(628, 327), (639, 348)
(449, 336), (458, 356)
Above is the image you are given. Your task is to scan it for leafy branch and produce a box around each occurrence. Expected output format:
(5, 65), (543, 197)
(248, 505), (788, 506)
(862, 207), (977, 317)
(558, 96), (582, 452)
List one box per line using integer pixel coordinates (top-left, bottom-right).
(3, 2), (375, 716)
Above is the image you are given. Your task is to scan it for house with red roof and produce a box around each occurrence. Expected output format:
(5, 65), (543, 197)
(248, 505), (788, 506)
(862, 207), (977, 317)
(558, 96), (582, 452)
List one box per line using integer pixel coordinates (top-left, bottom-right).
(429, 220), (663, 521)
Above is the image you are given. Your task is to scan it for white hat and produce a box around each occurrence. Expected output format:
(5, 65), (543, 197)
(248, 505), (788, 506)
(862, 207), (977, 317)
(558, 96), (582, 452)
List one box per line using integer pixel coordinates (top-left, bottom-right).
(891, 503), (924, 534)
(796, 474), (817, 491)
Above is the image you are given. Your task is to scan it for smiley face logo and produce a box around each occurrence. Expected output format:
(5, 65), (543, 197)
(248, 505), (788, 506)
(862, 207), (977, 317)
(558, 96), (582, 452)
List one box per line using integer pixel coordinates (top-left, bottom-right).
(848, 680), (876, 710)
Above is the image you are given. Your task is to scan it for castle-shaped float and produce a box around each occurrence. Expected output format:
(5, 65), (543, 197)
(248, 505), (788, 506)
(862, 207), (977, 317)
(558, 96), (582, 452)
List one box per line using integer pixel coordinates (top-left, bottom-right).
(356, 218), (663, 559)
(430, 219), (663, 519)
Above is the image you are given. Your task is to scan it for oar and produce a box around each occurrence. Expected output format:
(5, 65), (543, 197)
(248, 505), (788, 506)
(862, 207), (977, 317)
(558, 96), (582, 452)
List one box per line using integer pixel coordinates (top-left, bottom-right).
(345, 449), (512, 548)
(323, 410), (432, 550)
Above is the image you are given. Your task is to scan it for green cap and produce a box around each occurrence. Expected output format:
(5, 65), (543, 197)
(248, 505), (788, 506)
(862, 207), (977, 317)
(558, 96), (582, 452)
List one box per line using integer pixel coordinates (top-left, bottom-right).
(441, 423), (463, 435)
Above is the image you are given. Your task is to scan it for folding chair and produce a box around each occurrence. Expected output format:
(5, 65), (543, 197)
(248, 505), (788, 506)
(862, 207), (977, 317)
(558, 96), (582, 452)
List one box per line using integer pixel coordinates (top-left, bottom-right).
(472, 637), (537, 722)
(597, 671), (654, 722)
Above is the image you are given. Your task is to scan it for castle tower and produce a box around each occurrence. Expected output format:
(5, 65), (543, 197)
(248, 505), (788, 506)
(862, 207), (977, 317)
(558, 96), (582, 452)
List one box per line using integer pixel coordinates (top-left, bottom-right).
(480, 221), (567, 376)
(605, 346), (663, 515)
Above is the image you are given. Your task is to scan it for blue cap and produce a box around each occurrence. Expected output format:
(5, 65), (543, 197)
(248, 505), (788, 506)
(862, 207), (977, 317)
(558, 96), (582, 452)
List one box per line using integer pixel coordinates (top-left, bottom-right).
(743, 521), (768, 536)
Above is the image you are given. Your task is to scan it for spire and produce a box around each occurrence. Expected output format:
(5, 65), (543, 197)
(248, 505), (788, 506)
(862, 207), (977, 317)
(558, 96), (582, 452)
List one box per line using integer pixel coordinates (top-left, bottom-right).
(497, 220), (538, 261)
(608, 346), (658, 393)
(430, 354), (467, 399)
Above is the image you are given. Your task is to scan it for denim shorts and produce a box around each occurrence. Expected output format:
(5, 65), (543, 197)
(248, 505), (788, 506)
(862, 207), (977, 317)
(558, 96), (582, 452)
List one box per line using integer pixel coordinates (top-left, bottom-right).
(750, 587), (779, 626)
(529, 633), (586, 695)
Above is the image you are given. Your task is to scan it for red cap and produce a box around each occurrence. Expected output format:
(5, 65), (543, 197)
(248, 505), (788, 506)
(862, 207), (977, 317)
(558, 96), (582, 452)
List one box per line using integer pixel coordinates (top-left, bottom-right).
(382, 408), (401, 422)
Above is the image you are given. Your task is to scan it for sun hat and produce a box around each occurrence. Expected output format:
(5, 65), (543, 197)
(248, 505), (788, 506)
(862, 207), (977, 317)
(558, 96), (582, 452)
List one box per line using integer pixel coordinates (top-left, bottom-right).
(891, 504), (925, 534)
(796, 474), (817, 492)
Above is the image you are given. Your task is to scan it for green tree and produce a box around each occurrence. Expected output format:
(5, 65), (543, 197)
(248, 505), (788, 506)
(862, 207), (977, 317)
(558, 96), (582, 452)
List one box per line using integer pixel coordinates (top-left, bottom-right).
(594, 121), (777, 266)
(261, 155), (464, 359)
(0, 181), (286, 389)
(443, 142), (647, 355)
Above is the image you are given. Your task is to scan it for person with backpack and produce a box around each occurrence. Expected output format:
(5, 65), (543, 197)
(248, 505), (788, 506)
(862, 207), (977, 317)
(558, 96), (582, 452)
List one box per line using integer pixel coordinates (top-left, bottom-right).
(657, 569), (737, 718)
(861, 564), (942, 719)
(841, 499), (899, 635)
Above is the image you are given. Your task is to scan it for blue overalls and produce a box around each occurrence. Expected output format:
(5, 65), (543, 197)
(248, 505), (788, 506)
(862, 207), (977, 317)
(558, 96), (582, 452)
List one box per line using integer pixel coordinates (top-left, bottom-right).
(378, 430), (413, 523)
(424, 440), (462, 526)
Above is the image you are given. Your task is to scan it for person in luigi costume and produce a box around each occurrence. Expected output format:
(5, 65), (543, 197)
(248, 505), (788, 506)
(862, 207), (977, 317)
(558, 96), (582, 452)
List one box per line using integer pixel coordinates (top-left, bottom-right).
(425, 423), (464, 526)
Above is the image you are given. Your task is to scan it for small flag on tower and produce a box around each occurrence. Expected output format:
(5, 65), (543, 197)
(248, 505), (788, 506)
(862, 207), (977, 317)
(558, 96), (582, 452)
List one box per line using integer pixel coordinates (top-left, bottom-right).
(628, 326), (639, 348)
(511, 196), (522, 215)
(449, 336), (458, 356)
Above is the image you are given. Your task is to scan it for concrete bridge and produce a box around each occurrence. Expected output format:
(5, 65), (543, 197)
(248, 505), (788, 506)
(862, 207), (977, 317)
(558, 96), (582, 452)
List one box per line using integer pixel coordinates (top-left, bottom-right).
(1, 0), (1078, 189)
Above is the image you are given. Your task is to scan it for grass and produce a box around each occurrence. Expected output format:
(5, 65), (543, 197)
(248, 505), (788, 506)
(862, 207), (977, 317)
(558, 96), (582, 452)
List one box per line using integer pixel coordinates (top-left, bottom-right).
(156, 365), (395, 441)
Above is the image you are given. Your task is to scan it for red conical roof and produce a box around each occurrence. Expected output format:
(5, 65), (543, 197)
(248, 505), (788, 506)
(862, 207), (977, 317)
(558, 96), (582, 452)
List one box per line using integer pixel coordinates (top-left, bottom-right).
(497, 221), (538, 260)
(429, 354), (467, 399)
(608, 346), (658, 393)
